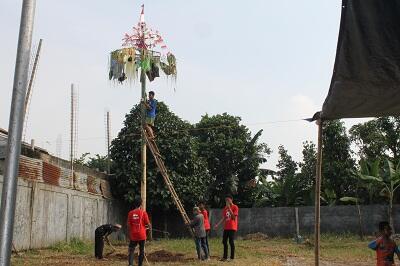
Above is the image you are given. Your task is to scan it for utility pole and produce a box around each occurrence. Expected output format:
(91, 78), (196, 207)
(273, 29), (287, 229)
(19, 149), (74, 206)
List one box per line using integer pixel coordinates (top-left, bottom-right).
(70, 84), (75, 187)
(24, 38), (42, 114)
(140, 67), (147, 211)
(0, 0), (36, 264)
(106, 111), (111, 175)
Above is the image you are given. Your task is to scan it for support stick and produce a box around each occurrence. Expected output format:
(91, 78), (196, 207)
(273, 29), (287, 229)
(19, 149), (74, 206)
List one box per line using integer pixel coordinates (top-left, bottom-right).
(0, 0), (36, 264)
(24, 38), (42, 114)
(70, 84), (75, 187)
(106, 111), (111, 175)
(314, 119), (323, 266)
(140, 68), (147, 211)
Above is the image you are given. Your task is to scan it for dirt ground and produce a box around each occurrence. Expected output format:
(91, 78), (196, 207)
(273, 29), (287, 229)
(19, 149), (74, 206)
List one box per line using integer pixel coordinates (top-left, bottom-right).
(11, 236), (375, 266)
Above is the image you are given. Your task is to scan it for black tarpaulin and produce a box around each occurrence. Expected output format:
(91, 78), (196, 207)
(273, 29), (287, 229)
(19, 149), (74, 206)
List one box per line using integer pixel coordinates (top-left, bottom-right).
(317, 0), (400, 120)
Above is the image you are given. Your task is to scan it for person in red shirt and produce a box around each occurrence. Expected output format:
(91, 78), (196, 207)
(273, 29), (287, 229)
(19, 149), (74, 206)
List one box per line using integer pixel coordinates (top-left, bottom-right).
(127, 198), (151, 266)
(214, 195), (239, 261)
(199, 200), (211, 255)
(369, 221), (400, 266)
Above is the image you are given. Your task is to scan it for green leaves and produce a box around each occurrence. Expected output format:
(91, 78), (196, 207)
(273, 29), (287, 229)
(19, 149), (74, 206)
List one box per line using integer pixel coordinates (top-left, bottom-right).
(339, 197), (359, 204)
(109, 104), (269, 210)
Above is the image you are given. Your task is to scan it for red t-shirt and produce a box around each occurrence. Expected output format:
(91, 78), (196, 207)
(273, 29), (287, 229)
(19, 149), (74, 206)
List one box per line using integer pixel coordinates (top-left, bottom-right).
(223, 204), (239, 231)
(201, 209), (210, 231)
(127, 208), (150, 241)
(372, 237), (399, 266)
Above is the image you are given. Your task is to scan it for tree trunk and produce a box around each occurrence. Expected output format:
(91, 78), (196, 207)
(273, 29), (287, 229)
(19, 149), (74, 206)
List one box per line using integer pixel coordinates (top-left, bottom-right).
(390, 195), (395, 233)
(356, 202), (364, 240)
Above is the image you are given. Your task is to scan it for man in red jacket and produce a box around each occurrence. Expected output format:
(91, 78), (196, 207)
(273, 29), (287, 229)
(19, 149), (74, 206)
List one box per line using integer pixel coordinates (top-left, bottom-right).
(199, 200), (211, 256)
(214, 195), (239, 261)
(127, 198), (150, 266)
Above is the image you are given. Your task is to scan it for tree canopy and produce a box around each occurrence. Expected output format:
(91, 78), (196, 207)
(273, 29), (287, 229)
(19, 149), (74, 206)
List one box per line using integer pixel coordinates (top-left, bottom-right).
(109, 103), (270, 210)
(78, 101), (400, 209)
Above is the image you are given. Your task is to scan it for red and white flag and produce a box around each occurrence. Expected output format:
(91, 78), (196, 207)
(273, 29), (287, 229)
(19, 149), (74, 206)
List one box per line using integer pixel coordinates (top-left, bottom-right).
(139, 4), (145, 24)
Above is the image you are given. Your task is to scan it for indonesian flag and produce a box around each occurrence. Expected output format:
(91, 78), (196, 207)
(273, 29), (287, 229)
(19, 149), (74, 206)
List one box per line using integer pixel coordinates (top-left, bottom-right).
(140, 4), (145, 24)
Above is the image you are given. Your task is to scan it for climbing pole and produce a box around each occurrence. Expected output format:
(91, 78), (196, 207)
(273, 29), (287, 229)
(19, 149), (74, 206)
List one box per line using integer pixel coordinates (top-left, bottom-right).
(142, 128), (194, 236)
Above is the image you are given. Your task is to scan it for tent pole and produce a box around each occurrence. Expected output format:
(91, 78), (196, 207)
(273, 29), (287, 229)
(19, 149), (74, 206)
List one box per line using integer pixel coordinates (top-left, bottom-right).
(314, 119), (323, 266)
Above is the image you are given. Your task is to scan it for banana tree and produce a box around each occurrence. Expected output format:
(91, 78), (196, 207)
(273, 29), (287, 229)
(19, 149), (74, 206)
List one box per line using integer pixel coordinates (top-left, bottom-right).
(359, 159), (400, 231)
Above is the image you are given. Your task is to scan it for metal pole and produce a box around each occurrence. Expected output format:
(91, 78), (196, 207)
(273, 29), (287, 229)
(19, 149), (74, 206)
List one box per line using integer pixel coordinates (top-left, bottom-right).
(0, 0), (36, 264)
(106, 111), (111, 175)
(140, 67), (147, 211)
(314, 119), (323, 266)
(24, 38), (42, 114)
(70, 84), (74, 187)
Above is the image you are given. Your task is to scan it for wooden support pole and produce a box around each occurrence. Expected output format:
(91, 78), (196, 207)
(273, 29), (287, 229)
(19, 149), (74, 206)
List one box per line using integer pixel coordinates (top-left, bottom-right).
(314, 119), (323, 266)
(24, 38), (42, 114)
(70, 84), (75, 188)
(106, 111), (111, 175)
(140, 67), (147, 212)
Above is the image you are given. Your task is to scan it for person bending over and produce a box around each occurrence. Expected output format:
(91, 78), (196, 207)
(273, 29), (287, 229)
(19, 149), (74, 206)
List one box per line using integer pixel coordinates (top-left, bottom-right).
(94, 223), (121, 259)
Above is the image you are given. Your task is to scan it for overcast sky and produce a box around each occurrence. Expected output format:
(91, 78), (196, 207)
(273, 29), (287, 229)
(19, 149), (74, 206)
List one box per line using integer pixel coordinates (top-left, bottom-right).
(0, 0), (367, 169)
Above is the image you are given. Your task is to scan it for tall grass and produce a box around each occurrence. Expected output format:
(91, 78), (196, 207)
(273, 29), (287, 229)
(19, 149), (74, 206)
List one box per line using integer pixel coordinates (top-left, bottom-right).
(49, 238), (92, 255)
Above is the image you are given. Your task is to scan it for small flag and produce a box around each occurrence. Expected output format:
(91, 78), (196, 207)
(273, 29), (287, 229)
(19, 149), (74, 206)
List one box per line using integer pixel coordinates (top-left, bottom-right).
(140, 4), (145, 24)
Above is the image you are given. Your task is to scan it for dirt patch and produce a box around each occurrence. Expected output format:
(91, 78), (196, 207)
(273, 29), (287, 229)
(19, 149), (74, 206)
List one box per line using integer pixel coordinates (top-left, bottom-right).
(110, 249), (188, 263)
(147, 250), (186, 262)
(243, 232), (269, 241)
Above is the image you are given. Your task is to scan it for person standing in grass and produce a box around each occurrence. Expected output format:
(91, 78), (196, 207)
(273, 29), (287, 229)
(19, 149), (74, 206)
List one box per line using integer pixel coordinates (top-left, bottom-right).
(198, 200), (211, 256)
(187, 207), (209, 261)
(214, 195), (239, 262)
(368, 221), (400, 266)
(94, 223), (122, 259)
(127, 197), (151, 266)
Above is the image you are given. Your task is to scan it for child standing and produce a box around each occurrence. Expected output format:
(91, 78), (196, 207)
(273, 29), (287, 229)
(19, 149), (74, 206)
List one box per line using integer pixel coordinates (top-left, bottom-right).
(199, 201), (211, 256)
(187, 207), (209, 261)
(369, 221), (400, 266)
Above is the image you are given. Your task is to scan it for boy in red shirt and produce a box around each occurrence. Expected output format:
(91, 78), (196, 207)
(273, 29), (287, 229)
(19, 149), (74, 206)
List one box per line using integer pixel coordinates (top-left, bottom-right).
(214, 195), (239, 261)
(199, 201), (211, 255)
(369, 221), (400, 266)
(127, 198), (150, 266)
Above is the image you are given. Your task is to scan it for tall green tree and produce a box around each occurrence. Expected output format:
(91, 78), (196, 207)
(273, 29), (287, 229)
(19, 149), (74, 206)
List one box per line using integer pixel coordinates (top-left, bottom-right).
(272, 145), (303, 206)
(294, 141), (317, 205)
(350, 117), (400, 163)
(109, 102), (212, 210)
(322, 120), (356, 201)
(194, 113), (271, 207)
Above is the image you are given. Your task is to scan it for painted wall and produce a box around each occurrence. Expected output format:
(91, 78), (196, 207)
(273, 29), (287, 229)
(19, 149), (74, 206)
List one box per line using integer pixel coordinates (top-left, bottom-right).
(0, 175), (126, 250)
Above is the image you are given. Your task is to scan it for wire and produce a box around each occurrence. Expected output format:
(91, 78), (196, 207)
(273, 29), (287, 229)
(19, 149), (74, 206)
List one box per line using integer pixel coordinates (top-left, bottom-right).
(63, 118), (305, 142)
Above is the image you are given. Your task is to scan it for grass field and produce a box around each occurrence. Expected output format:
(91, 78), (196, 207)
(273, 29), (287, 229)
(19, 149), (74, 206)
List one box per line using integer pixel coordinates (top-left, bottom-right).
(11, 235), (376, 266)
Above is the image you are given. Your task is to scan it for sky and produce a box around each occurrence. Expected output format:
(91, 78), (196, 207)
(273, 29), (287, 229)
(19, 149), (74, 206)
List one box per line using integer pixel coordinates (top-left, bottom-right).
(0, 0), (368, 169)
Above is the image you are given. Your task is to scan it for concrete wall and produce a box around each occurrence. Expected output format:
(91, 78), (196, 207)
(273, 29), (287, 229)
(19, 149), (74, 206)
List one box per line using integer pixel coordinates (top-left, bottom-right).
(209, 205), (400, 237)
(0, 175), (126, 250)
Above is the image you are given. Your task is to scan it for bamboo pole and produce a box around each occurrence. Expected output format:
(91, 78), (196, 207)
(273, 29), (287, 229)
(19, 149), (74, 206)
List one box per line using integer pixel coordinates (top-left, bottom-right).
(70, 84), (75, 187)
(24, 38), (42, 114)
(106, 111), (111, 175)
(314, 119), (323, 266)
(140, 67), (147, 212)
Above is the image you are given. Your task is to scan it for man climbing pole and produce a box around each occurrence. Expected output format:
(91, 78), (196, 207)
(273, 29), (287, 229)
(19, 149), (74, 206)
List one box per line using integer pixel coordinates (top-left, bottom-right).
(143, 90), (157, 139)
(94, 223), (122, 259)
(127, 197), (151, 266)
